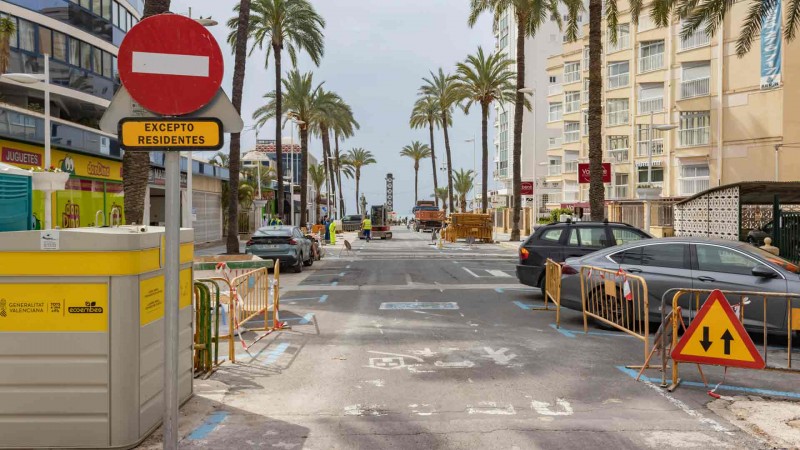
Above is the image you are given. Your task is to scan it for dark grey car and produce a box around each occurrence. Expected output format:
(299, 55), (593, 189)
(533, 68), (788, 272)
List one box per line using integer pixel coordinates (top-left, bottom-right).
(559, 237), (800, 333)
(245, 226), (313, 273)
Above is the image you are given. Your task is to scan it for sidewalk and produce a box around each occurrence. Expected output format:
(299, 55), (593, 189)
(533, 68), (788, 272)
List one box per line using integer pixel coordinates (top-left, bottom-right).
(493, 231), (526, 250)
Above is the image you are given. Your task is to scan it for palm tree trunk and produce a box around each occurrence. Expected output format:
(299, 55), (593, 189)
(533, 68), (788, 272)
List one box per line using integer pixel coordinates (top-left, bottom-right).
(122, 0), (172, 226)
(355, 170), (360, 217)
(441, 112), (455, 213)
(321, 125), (332, 218)
(273, 43), (285, 220)
(413, 163), (419, 204)
(299, 126), (309, 227)
(334, 132), (345, 217)
(481, 103), (489, 214)
(428, 121), (439, 208)
(225, 0), (251, 254)
(510, 14), (525, 241)
(588, 0), (605, 221)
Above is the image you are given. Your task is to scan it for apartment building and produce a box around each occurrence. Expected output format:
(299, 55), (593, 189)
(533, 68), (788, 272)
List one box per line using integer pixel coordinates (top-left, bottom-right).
(544, 0), (800, 215)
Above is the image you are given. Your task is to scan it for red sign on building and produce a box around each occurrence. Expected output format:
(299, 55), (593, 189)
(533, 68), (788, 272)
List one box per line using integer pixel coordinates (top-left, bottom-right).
(521, 181), (534, 196)
(578, 163), (611, 184)
(2, 147), (41, 167)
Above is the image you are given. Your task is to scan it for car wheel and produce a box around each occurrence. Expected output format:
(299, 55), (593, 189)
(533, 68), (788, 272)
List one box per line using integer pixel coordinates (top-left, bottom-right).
(293, 254), (304, 273)
(538, 275), (546, 298)
(303, 252), (314, 266)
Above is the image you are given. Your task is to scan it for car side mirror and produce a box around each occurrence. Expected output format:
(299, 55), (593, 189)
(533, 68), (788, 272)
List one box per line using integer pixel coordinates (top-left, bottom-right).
(752, 265), (777, 279)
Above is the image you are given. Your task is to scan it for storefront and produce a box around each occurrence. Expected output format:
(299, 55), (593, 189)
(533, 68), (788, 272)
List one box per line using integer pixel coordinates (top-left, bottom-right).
(147, 166), (223, 243)
(0, 139), (124, 229)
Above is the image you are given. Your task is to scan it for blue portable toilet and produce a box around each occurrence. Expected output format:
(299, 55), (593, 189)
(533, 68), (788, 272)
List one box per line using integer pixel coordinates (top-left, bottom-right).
(0, 162), (33, 232)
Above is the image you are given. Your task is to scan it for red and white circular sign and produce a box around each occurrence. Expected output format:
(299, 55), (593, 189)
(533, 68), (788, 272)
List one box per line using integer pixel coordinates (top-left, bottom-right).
(118, 14), (224, 116)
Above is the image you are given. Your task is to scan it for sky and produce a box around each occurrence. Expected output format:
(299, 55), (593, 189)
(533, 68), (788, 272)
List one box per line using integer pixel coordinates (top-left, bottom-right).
(170, 0), (496, 216)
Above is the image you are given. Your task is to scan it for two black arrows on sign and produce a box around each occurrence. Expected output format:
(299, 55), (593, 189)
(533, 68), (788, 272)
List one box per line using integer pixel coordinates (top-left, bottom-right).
(699, 326), (735, 355)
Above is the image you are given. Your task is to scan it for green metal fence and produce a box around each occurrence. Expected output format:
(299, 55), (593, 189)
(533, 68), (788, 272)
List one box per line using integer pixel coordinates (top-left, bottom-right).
(776, 211), (800, 264)
(193, 280), (222, 377)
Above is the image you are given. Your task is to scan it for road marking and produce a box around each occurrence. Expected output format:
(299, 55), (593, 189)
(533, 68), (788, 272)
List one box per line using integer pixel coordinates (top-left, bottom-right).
(344, 404), (387, 416)
(513, 301), (551, 311)
(132, 52), (209, 77)
(380, 302), (458, 310)
(331, 281), (339, 286)
(283, 313), (314, 325)
(264, 342), (291, 365)
(466, 402), (516, 415)
(412, 348), (437, 357)
(614, 367), (732, 434)
(434, 360), (475, 368)
(405, 273), (413, 285)
(549, 323), (636, 338)
(346, 265), (352, 269)
(495, 287), (537, 294)
(483, 347), (517, 365)
(185, 411), (228, 440)
(462, 267), (481, 278)
(284, 295), (327, 303)
(531, 398), (573, 416)
(319, 295), (328, 303)
(283, 283), (529, 292)
(486, 269), (512, 278)
(617, 366), (800, 399)
(368, 350), (424, 362)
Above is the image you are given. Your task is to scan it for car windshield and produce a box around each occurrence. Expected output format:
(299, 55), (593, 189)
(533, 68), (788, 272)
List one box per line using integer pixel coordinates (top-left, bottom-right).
(254, 228), (292, 237)
(344, 216), (361, 221)
(746, 245), (800, 274)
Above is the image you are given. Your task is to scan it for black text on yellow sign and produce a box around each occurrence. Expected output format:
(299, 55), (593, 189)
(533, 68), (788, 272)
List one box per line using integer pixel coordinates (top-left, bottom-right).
(119, 118), (223, 150)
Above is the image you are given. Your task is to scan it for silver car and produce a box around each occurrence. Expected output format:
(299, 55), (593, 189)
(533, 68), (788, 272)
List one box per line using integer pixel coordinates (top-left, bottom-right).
(245, 226), (313, 273)
(559, 237), (800, 333)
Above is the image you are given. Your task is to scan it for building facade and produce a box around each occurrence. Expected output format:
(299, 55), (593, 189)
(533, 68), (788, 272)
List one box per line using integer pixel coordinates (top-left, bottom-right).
(544, 0), (799, 216)
(0, 1), (228, 241)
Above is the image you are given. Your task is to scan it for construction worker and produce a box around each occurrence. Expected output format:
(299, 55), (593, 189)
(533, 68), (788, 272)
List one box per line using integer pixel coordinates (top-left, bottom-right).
(362, 215), (372, 242)
(329, 219), (337, 245)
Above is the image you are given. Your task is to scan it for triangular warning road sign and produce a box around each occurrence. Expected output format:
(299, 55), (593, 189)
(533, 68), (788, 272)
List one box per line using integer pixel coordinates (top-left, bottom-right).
(672, 290), (765, 369)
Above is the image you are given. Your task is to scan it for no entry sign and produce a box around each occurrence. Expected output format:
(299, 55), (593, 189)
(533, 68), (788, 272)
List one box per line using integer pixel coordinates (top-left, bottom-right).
(117, 14), (224, 116)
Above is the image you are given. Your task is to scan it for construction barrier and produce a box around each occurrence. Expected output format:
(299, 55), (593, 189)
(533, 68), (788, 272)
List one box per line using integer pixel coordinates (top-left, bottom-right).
(193, 281), (222, 378)
(580, 266), (650, 361)
(543, 259), (563, 328)
(660, 288), (800, 392)
(442, 213), (493, 243)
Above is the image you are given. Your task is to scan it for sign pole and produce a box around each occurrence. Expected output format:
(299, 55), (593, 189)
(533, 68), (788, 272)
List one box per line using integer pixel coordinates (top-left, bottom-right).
(163, 150), (180, 450)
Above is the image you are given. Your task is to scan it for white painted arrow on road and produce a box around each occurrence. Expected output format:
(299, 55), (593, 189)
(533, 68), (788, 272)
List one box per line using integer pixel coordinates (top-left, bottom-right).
(483, 347), (517, 365)
(413, 348), (437, 358)
(531, 398), (574, 416)
(434, 360), (475, 368)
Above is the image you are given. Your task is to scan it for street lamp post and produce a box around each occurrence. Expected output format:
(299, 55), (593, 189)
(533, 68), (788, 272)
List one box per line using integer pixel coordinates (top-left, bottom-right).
(644, 111), (678, 231)
(288, 118), (305, 225)
(519, 87), (536, 226)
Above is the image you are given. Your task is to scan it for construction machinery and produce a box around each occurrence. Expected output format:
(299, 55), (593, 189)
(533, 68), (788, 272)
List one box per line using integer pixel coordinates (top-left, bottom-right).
(412, 200), (445, 232)
(359, 204), (393, 240)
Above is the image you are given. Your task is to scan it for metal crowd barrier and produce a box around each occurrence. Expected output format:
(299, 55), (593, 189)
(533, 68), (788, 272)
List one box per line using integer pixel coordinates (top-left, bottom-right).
(580, 266), (650, 361)
(193, 281), (222, 378)
(660, 288), (800, 391)
(541, 259), (563, 328)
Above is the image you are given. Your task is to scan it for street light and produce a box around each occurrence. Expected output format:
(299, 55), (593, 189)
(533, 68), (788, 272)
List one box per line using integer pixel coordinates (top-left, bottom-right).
(288, 117), (304, 225)
(519, 87), (537, 223)
(2, 57), (51, 229)
(643, 111), (679, 230)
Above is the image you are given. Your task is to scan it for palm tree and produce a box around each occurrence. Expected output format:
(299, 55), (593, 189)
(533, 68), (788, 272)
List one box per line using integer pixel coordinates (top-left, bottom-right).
(433, 187), (450, 215)
(332, 103), (359, 218)
(209, 151), (229, 168)
(420, 69), (461, 213)
(399, 141), (432, 204)
(308, 163), (326, 220)
(455, 46), (517, 214)
(453, 169), (476, 213)
(120, 0), (173, 226)
(0, 17), (16, 73)
(469, 0), (569, 238)
(253, 70), (337, 226)
(341, 148), (376, 216)
(228, 0), (325, 223)
(410, 95), (443, 208)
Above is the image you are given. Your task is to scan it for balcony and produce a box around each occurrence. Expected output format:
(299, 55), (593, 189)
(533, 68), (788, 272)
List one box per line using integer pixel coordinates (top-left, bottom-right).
(679, 127), (710, 147)
(544, 193), (563, 204)
(548, 137), (563, 149)
(610, 185), (629, 199)
(564, 130), (580, 143)
(681, 77), (710, 99)
(680, 177), (710, 196)
(563, 191), (579, 202)
(637, 139), (664, 156)
(637, 181), (664, 188)
(638, 97), (664, 114)
(564, 71), (581, 84)
(607, 73), (629, 89)
(608, 35), (631, 53)
(548, 84), (563, 96)
(563, 160), (578, 173)
(548, 164), (563, 176)
(639, 53), (664, 73)
(607, 149), (629, 163)
(680, 30), (711, 50)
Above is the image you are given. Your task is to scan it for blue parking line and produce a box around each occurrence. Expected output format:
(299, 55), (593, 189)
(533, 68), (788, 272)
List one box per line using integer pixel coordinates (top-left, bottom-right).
(282, 313), (314, 325)
(513, 301), (551, 311)
(185, 411), (228, 440)
(616, 366), (800, 399)
(319, 295), (329, 303)
(264, 342), (291, 365)
(549, 323), (636, 339)
(331, 281), (339, 286)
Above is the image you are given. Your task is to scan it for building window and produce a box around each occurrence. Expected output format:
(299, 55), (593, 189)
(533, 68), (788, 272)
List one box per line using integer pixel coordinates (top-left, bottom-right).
(564, 122), (580, 143)
(102, 0), (112, 20)
(498, 111), (508, 178)
(564, 180), (579, 202)
(18, 19), (36, 52)
(565, 91), (581, 114)
(607, 98), (629, 126)
(680, 20), (711, 50)
(637, 125), (664, 156)
(80, 41), (92, 70)
(639, 40), (665, 73)
(679, 163), (710, 195)
(681, 62), (711, 99)
(608, 135), (629, 162)
(69, 37), (80, 66)
(583, 47), (590, 70)
(638, 10), (656, 32)
(564, 61), (581, 83)
(608, 23), (630, 52)
(102, 51), (112, 78)
(638, 83), (664, 114)
(548, 102), (563, 122)
(582, 109), (589, 135)
(52, 31), (67, 61)
(583, 78), (589, 103)
(613, 173), (629, 198)
(607, 61), (629, 89)
(679, 111), (711, 147)
(549, 136), (563, 149)
(638, 167), (664, 184)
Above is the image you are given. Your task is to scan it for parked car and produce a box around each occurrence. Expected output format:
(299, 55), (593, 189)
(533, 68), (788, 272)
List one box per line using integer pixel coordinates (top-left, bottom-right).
(341, 215), (363, 232)
(516, 221), (651, 294)
(558, 237), (800, 333)
(245, 226), (313, 273)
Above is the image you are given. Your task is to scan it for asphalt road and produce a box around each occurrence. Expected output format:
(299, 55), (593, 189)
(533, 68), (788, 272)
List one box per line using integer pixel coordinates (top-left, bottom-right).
(167, 227), (800, 449)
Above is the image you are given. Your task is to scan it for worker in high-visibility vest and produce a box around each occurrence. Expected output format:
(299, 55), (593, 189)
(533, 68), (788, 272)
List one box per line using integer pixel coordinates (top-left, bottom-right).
(362, 216), (372, 242)
(329, 220), (337, 245)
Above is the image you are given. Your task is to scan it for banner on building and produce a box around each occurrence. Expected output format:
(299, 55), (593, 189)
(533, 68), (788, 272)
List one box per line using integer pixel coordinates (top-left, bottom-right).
(761, 2), (782, 90)
(578, 163), (611, 184)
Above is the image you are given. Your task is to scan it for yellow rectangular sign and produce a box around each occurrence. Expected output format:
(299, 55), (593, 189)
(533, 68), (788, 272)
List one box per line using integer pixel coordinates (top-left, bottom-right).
(119, 118), (223, 150)
(0, 283), (108, 332)
(140, 269), (193, 326)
